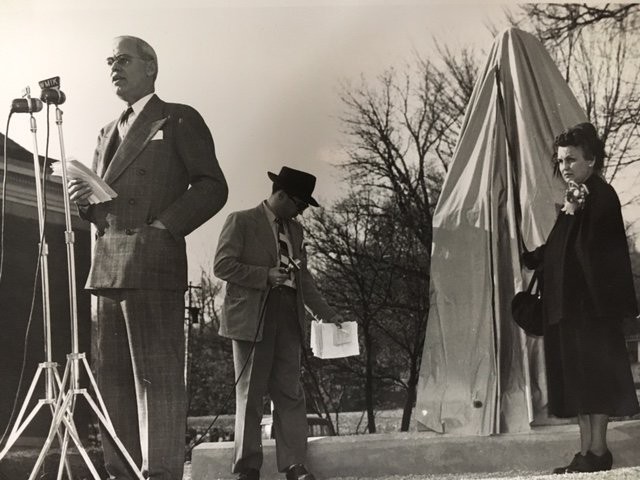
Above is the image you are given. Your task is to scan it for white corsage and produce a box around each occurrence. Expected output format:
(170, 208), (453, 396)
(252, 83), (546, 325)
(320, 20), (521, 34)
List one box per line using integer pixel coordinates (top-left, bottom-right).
(561, 181), (589, 215)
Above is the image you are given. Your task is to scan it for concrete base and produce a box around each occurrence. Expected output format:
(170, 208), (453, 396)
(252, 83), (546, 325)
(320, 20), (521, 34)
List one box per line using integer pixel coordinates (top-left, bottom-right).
(191, 420), (640, 480)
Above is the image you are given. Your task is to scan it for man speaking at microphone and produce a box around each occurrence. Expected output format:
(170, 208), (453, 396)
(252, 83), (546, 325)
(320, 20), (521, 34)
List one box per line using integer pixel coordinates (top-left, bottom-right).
(68, 35), (227, 480)
(214, 167), (342, 480)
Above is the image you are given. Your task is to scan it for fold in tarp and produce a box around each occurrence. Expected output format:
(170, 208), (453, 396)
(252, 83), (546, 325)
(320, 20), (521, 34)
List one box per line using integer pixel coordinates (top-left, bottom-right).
(414, 28), (586, 435)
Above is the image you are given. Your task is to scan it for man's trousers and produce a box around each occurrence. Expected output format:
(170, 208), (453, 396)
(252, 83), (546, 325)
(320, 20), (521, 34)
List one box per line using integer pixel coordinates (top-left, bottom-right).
(95, 289), (186, 480)
(232, 286), (307, 473)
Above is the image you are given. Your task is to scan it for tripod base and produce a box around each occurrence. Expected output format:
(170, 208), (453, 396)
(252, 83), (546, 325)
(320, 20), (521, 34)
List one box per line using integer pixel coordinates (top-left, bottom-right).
(0, 362), (73, 479)
(34, 352), (146, 480)
(0, 354), (145, 480)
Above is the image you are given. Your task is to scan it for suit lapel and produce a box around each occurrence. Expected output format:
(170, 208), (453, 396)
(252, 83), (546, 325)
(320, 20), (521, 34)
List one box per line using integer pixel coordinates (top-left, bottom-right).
(252, 204), (278, 263)
(103, 95), (168, 184)
(97, 121), (119, 178)
(251, 205), (304, 262)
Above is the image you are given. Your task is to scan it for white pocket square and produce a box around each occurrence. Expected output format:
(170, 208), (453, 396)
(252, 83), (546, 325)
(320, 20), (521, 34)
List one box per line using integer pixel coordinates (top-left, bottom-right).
(151, 130), (164, 141)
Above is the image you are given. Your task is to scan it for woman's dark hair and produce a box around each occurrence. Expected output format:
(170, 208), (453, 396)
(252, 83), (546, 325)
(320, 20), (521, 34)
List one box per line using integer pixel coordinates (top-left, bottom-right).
(552, 122), (606, 173)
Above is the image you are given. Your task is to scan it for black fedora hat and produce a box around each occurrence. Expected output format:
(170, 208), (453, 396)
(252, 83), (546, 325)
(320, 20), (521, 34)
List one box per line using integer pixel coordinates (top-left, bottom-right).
(267, 166), (320, 207)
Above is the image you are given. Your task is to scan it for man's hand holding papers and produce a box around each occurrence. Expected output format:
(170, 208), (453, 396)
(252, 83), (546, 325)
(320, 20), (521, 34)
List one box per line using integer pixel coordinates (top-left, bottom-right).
(52, 159), (117, 205)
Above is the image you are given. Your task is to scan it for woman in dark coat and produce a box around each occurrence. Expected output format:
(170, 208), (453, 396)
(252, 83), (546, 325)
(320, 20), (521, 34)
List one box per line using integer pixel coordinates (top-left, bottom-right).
(524, 122), (639, 474)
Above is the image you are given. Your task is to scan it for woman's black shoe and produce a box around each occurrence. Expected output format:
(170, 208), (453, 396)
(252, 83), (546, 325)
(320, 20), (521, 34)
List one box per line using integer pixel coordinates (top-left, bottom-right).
(237, 468), (260, 480)
(552, 452), (593, 474)
(588, 450), (613, 471)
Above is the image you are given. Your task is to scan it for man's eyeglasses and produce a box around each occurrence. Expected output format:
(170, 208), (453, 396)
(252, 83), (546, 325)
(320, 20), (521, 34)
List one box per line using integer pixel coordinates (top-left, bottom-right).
(106, 54), (147, 67)
(286, 193), (309, 211)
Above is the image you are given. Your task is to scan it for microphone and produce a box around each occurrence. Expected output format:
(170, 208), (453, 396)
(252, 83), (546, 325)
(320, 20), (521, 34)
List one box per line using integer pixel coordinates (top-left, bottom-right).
(283, 257), (301, 273)
(10, 97), (43, 113)
(40, 88), (66, 105)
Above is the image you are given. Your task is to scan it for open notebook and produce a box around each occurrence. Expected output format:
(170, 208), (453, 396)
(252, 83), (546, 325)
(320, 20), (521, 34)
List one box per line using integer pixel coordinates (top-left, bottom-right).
(310, 320), (359, 359)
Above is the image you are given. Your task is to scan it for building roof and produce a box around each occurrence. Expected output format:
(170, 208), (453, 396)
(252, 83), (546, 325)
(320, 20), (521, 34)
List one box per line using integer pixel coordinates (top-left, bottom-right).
(0, 132), (89, 228)
(0, 132), (57, 167)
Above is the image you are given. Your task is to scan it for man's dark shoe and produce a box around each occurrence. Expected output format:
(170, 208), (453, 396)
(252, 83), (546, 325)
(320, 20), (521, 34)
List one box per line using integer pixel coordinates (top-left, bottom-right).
(285, 464), (315, 480)
(552, 452), (593, 474)
(238, 468), (260, 480)
(588, 450), (613, 471)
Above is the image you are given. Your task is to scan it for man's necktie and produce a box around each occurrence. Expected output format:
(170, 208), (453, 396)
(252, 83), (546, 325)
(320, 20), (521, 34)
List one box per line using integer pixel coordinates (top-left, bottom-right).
(275, 218), (291, 270)
(104, 107), (133, 171)
(118, 106), (134, 139)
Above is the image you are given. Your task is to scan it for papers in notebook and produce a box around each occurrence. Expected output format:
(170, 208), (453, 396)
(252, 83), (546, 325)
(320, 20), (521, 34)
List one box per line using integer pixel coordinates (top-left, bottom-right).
(310, 320), (359, 359)
(51, 159), (117, 204)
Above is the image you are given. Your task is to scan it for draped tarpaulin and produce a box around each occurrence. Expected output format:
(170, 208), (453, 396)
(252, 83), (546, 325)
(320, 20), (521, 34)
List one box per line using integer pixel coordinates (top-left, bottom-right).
(414, 28), (586, 435)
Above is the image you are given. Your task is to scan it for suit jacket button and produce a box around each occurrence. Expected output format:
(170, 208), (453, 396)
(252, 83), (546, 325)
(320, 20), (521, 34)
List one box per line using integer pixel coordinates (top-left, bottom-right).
(137, 168), (146, 175)
(125, 228), (134, 235)
(128, 198), (136, 205)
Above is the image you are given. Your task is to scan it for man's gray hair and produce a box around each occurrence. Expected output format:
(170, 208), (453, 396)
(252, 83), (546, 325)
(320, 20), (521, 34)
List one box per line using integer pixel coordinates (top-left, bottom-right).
(115, 35), (159, 81)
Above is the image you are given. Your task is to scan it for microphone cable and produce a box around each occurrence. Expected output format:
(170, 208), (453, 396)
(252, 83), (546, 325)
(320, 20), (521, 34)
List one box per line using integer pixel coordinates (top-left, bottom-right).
(0, 108), (52, 449)
(185, 290), (271, 455)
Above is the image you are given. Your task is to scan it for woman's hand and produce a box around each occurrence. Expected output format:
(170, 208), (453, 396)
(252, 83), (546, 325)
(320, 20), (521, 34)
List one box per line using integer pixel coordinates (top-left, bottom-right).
(521, 248), (540, 270)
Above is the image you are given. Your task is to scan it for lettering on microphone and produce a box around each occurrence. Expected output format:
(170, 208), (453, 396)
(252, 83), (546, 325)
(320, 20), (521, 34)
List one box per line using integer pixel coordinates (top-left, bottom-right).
(39, 76), (66, 105)
(38, 76), (60, 90)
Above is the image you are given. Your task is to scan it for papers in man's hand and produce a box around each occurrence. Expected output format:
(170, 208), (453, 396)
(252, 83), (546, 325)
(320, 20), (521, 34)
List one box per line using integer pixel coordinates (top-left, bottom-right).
(51, 159), (117, 204)
(310, 320), (359, 359)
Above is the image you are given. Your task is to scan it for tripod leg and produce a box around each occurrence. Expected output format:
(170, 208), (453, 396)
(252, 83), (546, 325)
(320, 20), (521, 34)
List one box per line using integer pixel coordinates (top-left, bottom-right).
(80, 356), (112, 422)
(60, 413), (102, 480)
(55, 356), (72, 396)
(51, 364), (74, 480)
(0, 400), (47, 459)
(54, 412), (78, 480)
(55, 427), (71, 480)
(0, 365), (46, 460)
(82, 392), (146, 480)
(27, 392), (73, 480)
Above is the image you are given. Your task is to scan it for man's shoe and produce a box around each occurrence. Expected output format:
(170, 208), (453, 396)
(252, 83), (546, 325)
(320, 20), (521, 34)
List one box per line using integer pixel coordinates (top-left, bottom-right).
(588, 450), (613, 471)
(552, 452), (593, 474)
(238, 468), (260, 480)
(285, 464), (315, 480)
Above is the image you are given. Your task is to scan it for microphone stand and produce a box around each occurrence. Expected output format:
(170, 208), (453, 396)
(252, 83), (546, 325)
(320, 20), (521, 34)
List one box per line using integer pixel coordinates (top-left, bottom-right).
(23, 105), (146, 480)
(0, 100), (73, 479)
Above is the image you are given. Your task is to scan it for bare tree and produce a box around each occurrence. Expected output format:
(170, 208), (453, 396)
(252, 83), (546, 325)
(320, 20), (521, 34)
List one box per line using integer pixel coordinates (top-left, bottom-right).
(338, 50), (479, 250)
(296, 52), (478, 432)
(522, 4), (639, 44)
(304, 191), (430, 432)
(515, 4), (640, 185)
(186, 272), (235, 416)
(304, 191), (398, 433)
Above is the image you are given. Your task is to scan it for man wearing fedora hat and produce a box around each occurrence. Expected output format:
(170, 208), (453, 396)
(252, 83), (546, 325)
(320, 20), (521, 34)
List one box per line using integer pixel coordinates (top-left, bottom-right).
(214, 166), (342, 480)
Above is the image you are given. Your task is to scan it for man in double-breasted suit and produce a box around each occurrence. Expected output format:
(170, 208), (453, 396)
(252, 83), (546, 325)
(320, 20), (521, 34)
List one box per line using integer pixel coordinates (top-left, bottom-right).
(214, 167), (341, 480)
(69, 35), (227, 480)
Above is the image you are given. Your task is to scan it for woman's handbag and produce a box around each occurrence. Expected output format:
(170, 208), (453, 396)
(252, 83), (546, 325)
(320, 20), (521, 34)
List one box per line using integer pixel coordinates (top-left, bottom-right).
(511, 270), (543, 336)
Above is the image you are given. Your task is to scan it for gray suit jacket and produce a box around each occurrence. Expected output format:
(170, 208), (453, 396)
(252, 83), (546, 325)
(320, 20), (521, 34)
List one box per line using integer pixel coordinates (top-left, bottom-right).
(81, 94), (227, 290)
(214, 204), (336, 341)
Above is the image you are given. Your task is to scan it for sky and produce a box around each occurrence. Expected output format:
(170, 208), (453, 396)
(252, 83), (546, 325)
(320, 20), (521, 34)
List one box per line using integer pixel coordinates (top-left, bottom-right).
(1, 0), (519, 283)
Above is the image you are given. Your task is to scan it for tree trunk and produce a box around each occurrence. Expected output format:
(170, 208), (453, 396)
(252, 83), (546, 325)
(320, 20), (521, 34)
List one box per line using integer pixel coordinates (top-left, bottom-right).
(364, 325), (376, 433)
(400, 360), (419, 431)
